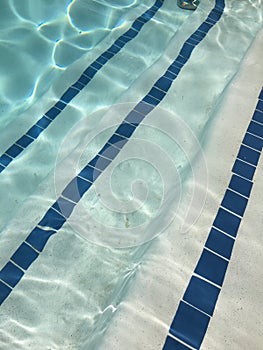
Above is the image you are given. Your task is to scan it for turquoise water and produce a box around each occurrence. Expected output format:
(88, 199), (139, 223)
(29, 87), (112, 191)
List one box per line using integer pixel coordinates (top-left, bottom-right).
(0, 0), (262, 349)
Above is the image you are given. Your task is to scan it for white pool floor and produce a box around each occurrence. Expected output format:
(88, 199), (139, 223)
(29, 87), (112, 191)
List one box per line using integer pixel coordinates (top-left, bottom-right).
(0, 0), (262, 349)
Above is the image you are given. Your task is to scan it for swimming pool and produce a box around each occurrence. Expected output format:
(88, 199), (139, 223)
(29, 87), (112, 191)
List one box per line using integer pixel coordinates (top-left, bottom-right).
(0, 0), (262, 349)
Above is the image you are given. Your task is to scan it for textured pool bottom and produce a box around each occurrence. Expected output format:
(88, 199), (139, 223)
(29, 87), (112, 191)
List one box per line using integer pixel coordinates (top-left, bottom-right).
(0, 0), (263, 348)
(163, 88), (263, 349)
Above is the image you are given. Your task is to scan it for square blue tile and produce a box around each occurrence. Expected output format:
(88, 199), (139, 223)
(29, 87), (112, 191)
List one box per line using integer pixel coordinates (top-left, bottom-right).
(0, 154), (12, 167)
(252, 110), (263, 124)
(45, 106), (61, 119)
(91, 61), (103, 70)
(232, 159), (256, 181)
(183, 276), (220, 316)
(164, 70), (177, 80)
(256, 100), (263, 112)
(62, 176), (92, 202)
(89, 155), (111, 171)
(108, 134), (128, 150)
(168, 64), (181, 76)
(242, 132), (263, 152)
(198, 22), (213, 33)
(26, 125), (43, 138)
(101, 51), (114, 60)
(248, 120), (263, 138)
(142, 95), (160, 107)
(205, 227), (234, 260)
(79, 164), (101, 182)
(52, 197), (76, 218)
(115, 122), (136, 138)
(0, 281), (12, 305)
(132, 20), (144, 31)
(78, 74), (91, 85)
(134, 101), (154, 116)
(6, 144), (23, 158)
(98, 143), (120, 160)
(26, 227), (56, 252)
(123, 28), (137, 39)
(179, 43), (194, 59)
(16, 135), (34, 148)
(170, 301), (210, 349)
(72, 81), (85, 91)
(38, 207), (66, 230)
(0, 164), (4, 172)
(148, 87), (166, 101)
(237, 145), (260, 166)
(36, 116), (52, 129)
(0, 262), (24, 288)
(221, 189), (248, 217)
(163, 336), (191, 350)
(229, 174), (253, 198)
(213, 207), (241, 237)
(61, 87), (79, 103)
(96, 55), (107, 65)
(155, 77), (172, 92)
(194, 249), (228, 286)
(125, 110), (145, 126)
(258, 88), (263, 101)
(83, 66), (97, 79)
(55, 100), (67, 110)
(11, 242), (39, 270)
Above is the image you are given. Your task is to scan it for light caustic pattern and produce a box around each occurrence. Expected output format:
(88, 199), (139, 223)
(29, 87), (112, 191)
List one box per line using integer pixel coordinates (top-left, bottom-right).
(54, 103), (208, 248)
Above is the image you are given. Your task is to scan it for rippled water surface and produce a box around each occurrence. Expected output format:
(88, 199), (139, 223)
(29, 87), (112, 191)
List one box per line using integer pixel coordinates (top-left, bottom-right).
(0, 0), (262, 349)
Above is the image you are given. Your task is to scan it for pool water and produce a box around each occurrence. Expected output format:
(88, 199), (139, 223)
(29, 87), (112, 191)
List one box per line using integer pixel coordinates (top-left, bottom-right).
(0, 0), (262, 349)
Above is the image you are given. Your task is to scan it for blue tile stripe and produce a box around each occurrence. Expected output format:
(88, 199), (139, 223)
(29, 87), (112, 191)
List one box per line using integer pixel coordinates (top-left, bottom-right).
(0, 0), (225, 305)
(0, 0), (165, 172)
(164, 86), (263, 349)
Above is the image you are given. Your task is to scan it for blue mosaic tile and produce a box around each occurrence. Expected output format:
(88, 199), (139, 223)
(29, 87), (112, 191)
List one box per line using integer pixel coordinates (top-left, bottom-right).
(237, 145), (260, 166)
(170, 301), (210, 349)
(89, 155), (111, 171)
(61, 87), (79, 103)
(155, 77), (173, 92)
(79, 164), (102, 182)
(101, 51), (114, 60)
(213, 207), (241, 237)
(194, 249), (228, 286)
(26, 227), (56, 252)
(45, 106), (61, 119)
(98, 143), (120, 160)
(78, 74), (91, 85)
(168, 65), (181, 76)
(62, 176), (92, 202)
(232, 159), (256, 181)
(96, 55), (107, 65)
(72, 81), (85, 91)
(0, 262), (24, 288)
(11, 242), (39, 270)
(52, 197), (76, 218)
(177, 55), (188, 65)
(252, 110), (263, 124)
(115, 122), (136, 138)
(163, 336), (191, 350)
(108, 134), (128, 149)
(142, 95), (160, 107)
(124, 110), (145, 126)
(258, 88), (263, 100)
(26, 125), (44, 138)
(183, 276), (220, 316)
(229, 174), (253, 198)
(6, 144), (23, 158)
(148, 87), (166, 101)
(83, 66), (97, 79)
(123, 28), (138, 39)
(256, 100), (263, 112)
(221, 189), (248, 217)
(55, 100), (67, 110)
(36, 116), (52, 129)
(205, 227), (234, 260)
(132, 19), (144, 31)
(0, 154), (12, 167)
(198, 22), (213, 33)
(0, 281), (12, 305)
(114, 38), (126, 48)
(164, 70), (177, 80)
(248, 120), (263, 138)
(16, 135), (34, 148)
(91, 61), (103, 70)
(243, 132), (263, 151)
(38, 207), (66, 230)
(179, 43), (195, 59)
(0, 164), (4, 172)
(134, 101), (154, 116)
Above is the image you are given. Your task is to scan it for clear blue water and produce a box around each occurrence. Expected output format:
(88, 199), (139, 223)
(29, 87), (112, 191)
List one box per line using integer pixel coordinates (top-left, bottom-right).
(0, 0), (262, 349)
